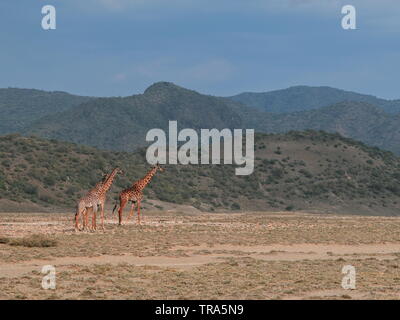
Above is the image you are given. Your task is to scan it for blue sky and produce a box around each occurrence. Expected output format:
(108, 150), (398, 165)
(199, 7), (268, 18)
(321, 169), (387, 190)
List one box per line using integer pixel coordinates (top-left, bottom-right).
(0, 0), (399, 98)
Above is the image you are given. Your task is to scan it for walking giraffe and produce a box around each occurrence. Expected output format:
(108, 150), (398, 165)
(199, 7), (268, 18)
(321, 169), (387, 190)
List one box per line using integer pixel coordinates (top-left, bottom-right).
(112, 164), (164, 225)
(74, 168), (122, 231)
(90, 167), (123, 231)
(74, 174), (107, 232)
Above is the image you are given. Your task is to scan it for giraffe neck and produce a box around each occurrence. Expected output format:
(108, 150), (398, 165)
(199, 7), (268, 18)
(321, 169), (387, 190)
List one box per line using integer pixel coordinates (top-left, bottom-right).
(101, 168), (119, 194)
(93, 180), (104, 193)
(135, 167), (158, 191)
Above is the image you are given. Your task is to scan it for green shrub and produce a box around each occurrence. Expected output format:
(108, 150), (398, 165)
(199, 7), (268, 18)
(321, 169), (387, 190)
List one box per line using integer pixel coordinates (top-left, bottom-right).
(231, 202), (241, 210)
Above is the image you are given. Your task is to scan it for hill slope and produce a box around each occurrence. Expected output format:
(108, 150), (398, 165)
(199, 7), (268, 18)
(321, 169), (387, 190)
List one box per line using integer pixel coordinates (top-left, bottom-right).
(25, 82), (249, 151)
(252, 102), (400, 155)
(229, 85), (400, 114)
(1, 132), (400, 215)
(0, 88), (93, 134)
(23, 83), (400, 155)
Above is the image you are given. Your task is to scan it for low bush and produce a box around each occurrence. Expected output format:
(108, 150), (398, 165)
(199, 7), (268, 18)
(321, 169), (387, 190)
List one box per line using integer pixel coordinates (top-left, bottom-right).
(9, 234), (57, 248)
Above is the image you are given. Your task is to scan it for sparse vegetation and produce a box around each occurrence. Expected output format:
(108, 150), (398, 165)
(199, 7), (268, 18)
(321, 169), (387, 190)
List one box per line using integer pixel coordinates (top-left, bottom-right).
(13, 84), (400, 155)
(0, 236), (10, 244)
(1, 131), (400, 214)
(0, 88), (92, 135)
(0, 212), (399, 300)
(8, 234), (57, 247)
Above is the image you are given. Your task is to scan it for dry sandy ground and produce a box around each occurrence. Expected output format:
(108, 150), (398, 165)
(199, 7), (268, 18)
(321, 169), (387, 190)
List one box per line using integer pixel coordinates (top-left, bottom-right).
(0, 211), (399, 300)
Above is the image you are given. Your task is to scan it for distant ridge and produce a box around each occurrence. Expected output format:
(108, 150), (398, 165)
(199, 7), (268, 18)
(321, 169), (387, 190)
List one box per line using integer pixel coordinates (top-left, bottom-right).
(228, 85), (400, 114)
(24, 82), (247, 151)
(0, 88), (93, 134)
(20, 83), (400, 154)
(0, 82), (400, 154)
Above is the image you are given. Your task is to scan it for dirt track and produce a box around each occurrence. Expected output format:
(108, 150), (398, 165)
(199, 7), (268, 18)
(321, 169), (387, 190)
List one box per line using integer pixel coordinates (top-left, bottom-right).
(1, 211), (399, 299)
(1, 243), (399, 278)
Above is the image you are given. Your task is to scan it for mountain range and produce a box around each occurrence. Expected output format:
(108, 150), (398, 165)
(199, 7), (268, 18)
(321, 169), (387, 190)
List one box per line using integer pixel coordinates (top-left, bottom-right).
(0, 82), (399, 154)
(229, 85), (400, 114)
(23, 82), (245, 151)
(0, 88), (92, 134)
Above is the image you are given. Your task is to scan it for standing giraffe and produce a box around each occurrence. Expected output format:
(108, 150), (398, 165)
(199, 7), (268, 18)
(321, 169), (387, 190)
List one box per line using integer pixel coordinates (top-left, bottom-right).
(112, 164), (164, 225)
(74, 174), (107, 232)
(92, 167), (123, 231)
(74, 168), (122, 232)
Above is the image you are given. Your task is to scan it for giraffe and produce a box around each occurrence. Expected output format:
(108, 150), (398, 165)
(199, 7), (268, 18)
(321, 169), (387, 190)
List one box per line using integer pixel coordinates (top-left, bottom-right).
(91, 167), (123, 231)
(74, 174), (108, 232)
(112, 164), (164, 225)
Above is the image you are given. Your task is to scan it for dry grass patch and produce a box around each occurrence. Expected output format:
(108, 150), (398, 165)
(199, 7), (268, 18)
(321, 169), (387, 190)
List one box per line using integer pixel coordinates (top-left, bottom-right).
(0, 212), (399, 300)
(0, 257), (398, 300)
(0, 212), (400, 263)
(0, 237), (10, 244)
(7, 234), (57, 248)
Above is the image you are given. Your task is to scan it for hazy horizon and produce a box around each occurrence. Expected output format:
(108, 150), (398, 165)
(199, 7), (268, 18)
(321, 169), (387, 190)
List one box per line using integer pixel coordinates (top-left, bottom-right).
(2, 82), (399, 101)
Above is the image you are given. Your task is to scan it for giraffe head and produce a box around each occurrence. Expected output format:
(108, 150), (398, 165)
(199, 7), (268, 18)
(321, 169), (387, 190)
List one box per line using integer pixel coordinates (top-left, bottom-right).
(115, 167), (124, 175)
(101, 168), (123, 182)
(106, 167), (124, 184)
(155, 164), (164, 172)
(99, 167), (124, 195)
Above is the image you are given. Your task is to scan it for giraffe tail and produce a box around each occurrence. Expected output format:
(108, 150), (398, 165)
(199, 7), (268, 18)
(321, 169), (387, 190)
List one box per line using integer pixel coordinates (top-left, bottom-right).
(112, 199), (118, 216)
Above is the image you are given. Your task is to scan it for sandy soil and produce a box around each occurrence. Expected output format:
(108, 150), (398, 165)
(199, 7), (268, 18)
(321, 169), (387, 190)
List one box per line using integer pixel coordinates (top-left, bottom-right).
(0, 211), (399, 300)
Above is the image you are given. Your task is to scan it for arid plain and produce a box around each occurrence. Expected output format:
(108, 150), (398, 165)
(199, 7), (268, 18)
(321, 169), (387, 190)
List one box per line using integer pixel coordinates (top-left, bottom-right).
(0, 210), (399, 300)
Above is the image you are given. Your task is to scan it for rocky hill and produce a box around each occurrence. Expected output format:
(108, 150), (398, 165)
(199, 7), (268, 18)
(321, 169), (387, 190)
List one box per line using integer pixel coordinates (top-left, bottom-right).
(1, 132), (399, 215)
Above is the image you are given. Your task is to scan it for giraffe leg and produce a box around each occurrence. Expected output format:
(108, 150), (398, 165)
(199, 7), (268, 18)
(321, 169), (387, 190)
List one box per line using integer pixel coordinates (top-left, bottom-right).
(80, 208), (85, 231)
(128, 201), (135, 220)
(85, 208), (90, 232)
(118, 198), (127, 226)
(80, 209), (85, 231)
(100, 203), (105, 231)
(111, 201), (118, 218)
(92, 206), (98, 231)
(74, 206), (84, 232)
(74, 210), (80, 232)
(137, 200), (141, 225)
(83, 208), (89, 231)
(83, 208), (89, 232)
(82, 208), (86, 231)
